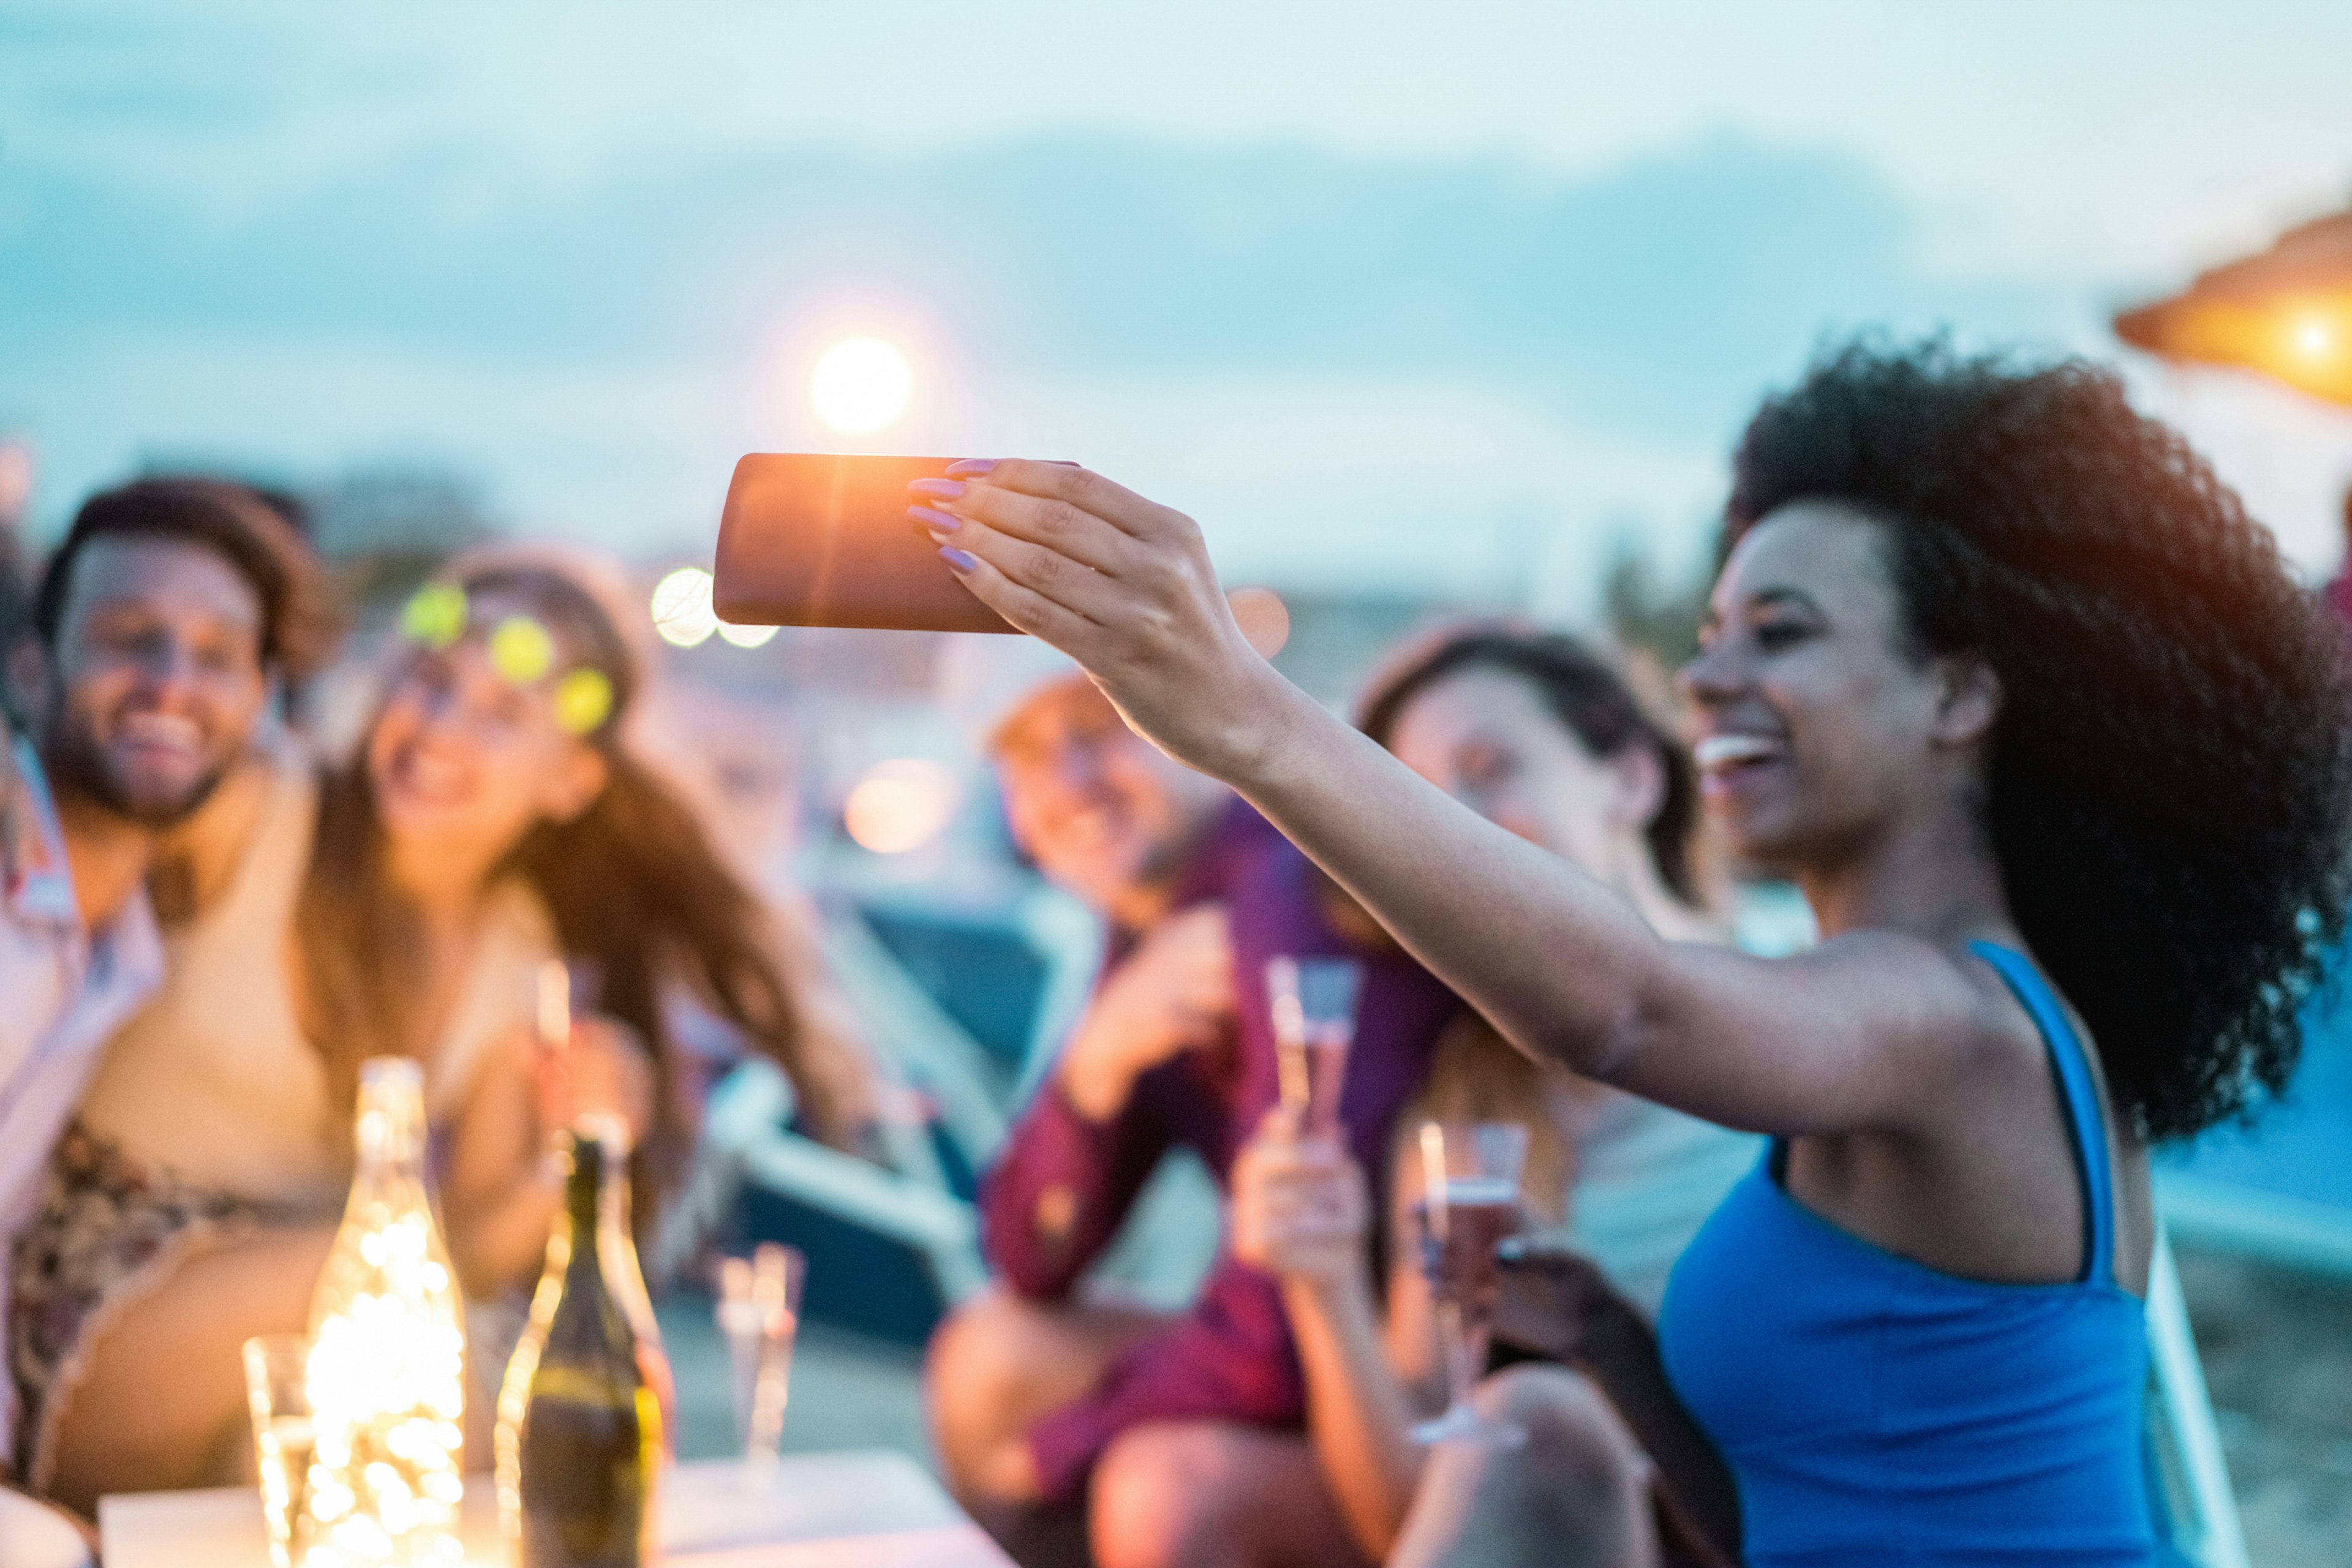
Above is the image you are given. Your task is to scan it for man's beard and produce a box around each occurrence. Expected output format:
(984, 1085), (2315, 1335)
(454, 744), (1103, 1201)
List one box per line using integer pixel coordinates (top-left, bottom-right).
(40, 703), (232, 828)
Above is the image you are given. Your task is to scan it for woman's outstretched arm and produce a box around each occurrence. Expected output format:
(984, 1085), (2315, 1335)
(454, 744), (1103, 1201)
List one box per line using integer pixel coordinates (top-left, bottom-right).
(924, 461), (1996, 1137)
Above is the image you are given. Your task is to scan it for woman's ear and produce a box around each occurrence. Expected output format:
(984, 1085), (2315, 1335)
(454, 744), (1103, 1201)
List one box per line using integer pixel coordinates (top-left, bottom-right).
(540, 744), (610, 825)
(1607, 744), (1667, 834)
(1932, 653), (2003, 748)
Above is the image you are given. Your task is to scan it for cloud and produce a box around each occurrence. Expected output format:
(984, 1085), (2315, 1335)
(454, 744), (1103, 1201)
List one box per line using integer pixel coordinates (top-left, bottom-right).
(2, 132), (2073, 429)
(0, 129), (2103, 584)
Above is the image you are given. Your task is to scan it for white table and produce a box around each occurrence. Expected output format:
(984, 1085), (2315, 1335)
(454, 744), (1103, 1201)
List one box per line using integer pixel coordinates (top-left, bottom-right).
(99, 1450), (1014, 1568)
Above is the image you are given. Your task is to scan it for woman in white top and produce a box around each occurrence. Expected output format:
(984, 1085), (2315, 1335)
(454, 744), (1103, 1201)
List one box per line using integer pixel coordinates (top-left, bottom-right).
(18, 553), (867, 1511)
(1227, 624), (1755, 1564)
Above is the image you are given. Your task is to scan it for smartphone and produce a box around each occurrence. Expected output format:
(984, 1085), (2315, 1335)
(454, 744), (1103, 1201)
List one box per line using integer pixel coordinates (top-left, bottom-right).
(712, 453), (1017, 634)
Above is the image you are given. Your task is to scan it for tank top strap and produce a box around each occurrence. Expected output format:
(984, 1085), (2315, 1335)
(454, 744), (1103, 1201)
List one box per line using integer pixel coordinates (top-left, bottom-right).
(1969, 940), (2113, 1286)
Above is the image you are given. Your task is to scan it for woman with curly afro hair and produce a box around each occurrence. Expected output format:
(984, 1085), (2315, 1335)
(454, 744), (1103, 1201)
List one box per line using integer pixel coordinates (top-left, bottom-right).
(908, 337), (2352, 1567)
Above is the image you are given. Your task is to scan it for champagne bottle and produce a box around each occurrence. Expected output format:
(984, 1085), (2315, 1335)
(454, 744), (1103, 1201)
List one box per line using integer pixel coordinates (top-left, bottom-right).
(496, 1120), (668, 1568)
(304, 1056), (467, 1567)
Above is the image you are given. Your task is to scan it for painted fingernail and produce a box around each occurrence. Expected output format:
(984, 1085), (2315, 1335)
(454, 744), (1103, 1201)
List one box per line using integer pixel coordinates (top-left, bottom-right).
(908, 477), (965, 500)
(908, 505), (961, 532)
(944, 459), (998, 478)
(939, 545), (981, 573)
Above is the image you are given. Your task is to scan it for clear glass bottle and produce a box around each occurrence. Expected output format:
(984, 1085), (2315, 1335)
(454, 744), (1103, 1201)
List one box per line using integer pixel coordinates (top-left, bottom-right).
(303, 1057), (467, 1568)
(496, 1118), (671, 1568)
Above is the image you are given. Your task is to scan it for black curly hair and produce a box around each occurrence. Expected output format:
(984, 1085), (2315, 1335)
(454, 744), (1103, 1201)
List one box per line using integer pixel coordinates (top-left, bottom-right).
(1725, 338), (2352, 1142)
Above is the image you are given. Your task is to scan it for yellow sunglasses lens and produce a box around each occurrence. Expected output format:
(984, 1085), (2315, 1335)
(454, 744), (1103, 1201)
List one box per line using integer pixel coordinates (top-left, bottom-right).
(488, 616), (557, 685)
(400, 583), (467, 650)
(552, 669), (614, 736)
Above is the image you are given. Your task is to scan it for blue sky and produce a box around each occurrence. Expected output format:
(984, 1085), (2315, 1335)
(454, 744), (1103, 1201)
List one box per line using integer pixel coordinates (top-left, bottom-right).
(6, 1), (2352, 611)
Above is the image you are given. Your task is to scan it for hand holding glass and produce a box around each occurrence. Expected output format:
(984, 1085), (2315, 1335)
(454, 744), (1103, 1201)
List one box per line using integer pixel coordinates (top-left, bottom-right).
(1411, 1121), (1530, 1447)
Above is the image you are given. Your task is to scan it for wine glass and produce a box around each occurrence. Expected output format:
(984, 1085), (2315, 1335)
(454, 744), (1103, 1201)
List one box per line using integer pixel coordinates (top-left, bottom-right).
(1410, 1120), (1530, 1447)
(1267, 956), (1365, 1140)
(716, 1242), (805, 1472)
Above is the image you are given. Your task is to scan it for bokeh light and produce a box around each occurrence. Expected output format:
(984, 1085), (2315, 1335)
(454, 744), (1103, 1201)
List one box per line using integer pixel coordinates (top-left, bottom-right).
(1226, 587), (1292, 658)
(842, 760), (960, 854)
(0, 442), (33, 520)
(488, 615), (556, 684)
(810, 338), (911, 434)
(717, 620), (781, 649)
(2293, 314), (2335, 361)
(651, 566), (719, 648)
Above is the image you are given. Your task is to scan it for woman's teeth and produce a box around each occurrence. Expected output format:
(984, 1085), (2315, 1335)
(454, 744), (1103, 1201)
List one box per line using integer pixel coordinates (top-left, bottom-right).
(1694, 734), (1782, 773)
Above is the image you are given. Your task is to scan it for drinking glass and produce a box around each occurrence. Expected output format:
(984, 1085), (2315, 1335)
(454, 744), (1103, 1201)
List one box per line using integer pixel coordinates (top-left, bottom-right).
(243, 1333), (319, 1568)
(1267, 956), (1365, 1140)
(1409, 1121), (1530, 1447)
(715, 1242), (805, 1468)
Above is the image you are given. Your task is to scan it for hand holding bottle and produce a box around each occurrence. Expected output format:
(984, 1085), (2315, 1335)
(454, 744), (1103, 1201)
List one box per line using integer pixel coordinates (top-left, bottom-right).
(535, 1014), (655, 1151)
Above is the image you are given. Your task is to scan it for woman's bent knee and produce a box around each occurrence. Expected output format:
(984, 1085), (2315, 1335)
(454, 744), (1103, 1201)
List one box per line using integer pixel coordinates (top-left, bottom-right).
(1091, 1424), (1256, 1568)
(1475, 1363), (1648, 1479)
(1394, 1366), (1655, 1568)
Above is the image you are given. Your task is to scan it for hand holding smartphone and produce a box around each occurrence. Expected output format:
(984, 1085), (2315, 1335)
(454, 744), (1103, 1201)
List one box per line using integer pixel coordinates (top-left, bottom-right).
(712, 453), (1288, 652)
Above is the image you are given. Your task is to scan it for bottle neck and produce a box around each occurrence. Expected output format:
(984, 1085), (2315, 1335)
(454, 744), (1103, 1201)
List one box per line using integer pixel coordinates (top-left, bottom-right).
(352, 1061), (431, 1191)
(563, 1137), (606, 1272)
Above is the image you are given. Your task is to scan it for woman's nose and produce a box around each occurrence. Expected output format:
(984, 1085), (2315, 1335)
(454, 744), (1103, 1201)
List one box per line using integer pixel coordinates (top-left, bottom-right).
(1675, 641), (1738, 704)
(409, 686), (473, 741)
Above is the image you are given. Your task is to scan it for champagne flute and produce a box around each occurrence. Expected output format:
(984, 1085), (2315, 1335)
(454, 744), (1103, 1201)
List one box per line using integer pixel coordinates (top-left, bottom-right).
(1267, 956), (1365, 1140)
(242, 1333), (318, 1568)
(717, 1242), (805, 1472)
(1410, 1120), (1530, 1447)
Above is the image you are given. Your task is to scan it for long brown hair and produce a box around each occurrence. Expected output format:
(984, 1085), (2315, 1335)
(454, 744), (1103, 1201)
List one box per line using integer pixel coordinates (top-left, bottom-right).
(296, 560), (857, 1213)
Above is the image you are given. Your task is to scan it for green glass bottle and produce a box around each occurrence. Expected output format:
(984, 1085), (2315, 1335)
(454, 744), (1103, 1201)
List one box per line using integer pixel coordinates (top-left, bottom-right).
(495, 1121), (665, 1568)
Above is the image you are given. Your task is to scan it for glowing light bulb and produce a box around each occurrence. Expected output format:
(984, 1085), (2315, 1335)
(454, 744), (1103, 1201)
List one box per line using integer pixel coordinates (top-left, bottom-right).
(843, 760), (960, 854)
(650, 567), (719, 649)
(2294, 316), (2334, 360)
(810, 338), (911, 434)
(717, 620), (781, 649)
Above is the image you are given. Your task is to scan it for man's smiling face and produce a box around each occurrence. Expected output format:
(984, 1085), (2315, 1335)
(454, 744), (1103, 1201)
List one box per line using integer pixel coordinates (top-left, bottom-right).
(42, 533), (268, 826)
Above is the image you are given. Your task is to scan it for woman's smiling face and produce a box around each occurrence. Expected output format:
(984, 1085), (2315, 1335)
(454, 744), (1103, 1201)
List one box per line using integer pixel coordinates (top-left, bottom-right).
(1384, 663), (1657, 881)
(366, 589), (608, 873)
(1676, 500), (1972, 876)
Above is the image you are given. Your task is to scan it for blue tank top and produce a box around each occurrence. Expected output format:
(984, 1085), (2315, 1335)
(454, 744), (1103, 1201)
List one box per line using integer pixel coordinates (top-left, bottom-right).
(1656, 943), (2153, 1567)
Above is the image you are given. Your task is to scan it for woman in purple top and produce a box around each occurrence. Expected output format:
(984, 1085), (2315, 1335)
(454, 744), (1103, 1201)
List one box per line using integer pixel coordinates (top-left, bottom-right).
(914, 341), (2352, 1567)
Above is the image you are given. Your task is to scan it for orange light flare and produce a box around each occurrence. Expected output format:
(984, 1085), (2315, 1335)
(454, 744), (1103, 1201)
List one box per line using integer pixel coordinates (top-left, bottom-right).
(2291, 312), (2336, 363)
(2264, 298), (2352, 402)
(842, 760), (961, 855)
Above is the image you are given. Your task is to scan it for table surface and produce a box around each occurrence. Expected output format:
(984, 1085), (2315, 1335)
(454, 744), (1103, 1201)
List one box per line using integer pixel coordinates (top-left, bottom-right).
(98, 1449), (1014, 1568)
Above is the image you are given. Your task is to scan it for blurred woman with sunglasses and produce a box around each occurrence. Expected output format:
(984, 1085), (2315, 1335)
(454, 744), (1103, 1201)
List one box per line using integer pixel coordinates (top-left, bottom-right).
(18, 550), (866, 1512)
